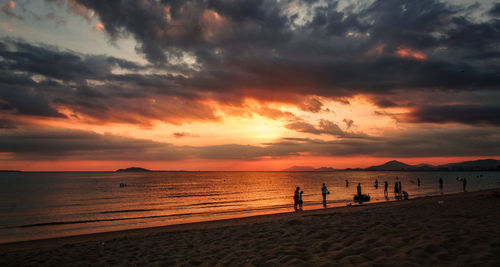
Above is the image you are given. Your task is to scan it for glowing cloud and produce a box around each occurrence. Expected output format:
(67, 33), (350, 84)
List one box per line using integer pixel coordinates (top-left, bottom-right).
(395, 47), (427, 60)
(93, 21), (104, 31)
(1, 1), (14, 10)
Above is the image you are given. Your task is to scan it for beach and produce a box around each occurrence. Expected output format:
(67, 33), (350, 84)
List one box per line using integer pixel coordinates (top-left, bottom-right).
(1, 189), (500, 266)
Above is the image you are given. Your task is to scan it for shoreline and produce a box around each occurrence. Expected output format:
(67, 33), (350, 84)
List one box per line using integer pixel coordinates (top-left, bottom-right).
(1, 189), (498, 249)
(2, 188), (500, 265)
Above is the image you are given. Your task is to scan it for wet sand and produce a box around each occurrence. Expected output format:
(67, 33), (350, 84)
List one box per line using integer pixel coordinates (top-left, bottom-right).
(1, 189), (500, 266)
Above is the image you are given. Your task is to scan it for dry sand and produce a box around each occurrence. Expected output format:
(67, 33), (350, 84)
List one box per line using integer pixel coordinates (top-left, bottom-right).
(1, 189), (500, 266)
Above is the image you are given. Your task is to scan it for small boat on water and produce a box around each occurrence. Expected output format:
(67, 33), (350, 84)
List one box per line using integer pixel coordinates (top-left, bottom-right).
(353, 194), (371, 203)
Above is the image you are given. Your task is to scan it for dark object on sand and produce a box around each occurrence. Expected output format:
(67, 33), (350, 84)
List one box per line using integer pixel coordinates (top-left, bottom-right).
(354, 194), (371, 203)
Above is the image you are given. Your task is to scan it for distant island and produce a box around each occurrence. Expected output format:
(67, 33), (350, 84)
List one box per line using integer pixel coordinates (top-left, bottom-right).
(116, 167), (152, 172)
(0, 170), (22, 172)
(282, 166), (336, 171)
(282, 159), (500, 172)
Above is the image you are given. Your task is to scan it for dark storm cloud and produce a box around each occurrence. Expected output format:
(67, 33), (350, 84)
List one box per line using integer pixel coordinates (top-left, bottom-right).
(0, 38), (220, 124)
(0, 127), (191, 160)
(491, 3), (500, 16)
(4, 0), (500, 127)
(67, 0), (500, 101)
(406, 105), (500, 126)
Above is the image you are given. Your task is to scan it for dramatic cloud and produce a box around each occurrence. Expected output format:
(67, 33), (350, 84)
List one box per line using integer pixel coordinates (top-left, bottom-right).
(0, 0), (499, 168)
(285, 119), (370, 139)
(406, 105), (500, 126)
(0, 127), (191, 160)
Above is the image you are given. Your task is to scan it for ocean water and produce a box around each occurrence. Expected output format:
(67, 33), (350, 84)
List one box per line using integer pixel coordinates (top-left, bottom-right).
(0, 171), (499, 243)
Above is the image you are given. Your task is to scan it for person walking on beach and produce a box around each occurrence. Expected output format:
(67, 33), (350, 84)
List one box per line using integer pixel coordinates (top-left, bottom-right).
(298, 190), (304, 211)
(439, 177), (443, 194)
(384, 181), (388, 196)
(462, 178), (467, 192)
(375, 179), (379, 189)
(417, 177), (421, 187)
(345, 180), (349, 187)
(321, 183), (329, 207)
(294, 187), (300, 211)
(357, 183), (362, 196)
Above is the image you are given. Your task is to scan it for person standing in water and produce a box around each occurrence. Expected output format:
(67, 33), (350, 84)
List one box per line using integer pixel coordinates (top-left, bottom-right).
(357, 183), (362, 196)
(345, 180), (349, 187)
(321, 183), (329, 207)
(375, 179), (379, 189)
(439, 177), (443, 194)
(298, 190), (304, 211)
(417, 177), (421, 187)
(394, 182), (399, 199)
(384, 181), (388, 196)
(462, 178), (467, 192)
(293, 187), (300, 211)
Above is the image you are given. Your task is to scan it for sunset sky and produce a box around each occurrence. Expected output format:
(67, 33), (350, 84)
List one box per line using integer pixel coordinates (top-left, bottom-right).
(0, 0), (499, 171)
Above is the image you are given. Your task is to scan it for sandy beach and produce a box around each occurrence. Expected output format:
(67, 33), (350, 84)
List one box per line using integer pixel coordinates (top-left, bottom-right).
(1, 189), (500, 266)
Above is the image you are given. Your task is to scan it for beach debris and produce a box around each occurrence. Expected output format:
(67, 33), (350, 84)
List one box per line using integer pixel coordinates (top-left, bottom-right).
(347, 203), (352, 207)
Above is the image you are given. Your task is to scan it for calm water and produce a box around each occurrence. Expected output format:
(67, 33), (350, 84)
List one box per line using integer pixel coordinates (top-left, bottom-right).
(0, 171), (499, 243)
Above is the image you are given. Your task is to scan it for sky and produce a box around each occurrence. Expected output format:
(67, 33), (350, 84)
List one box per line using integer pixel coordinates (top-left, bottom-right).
(0, 0), (499, 171)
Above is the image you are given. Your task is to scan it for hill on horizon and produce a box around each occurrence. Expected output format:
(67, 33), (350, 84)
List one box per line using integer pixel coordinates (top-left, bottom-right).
(281, 159), (500, 172)
(281, 166), (335, 172)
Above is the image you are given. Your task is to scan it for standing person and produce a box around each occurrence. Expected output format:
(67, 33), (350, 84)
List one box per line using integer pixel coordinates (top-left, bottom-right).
(375, 179), (379, 189)
(298, 190), (304, 211)
(439, 177), (443, 194)
(345, 180), (349, 187)
(462, 178), (467, 192)
(417, 177), (421, 187)
(321, 183), (329, 207)
(357, 183), (362, 196)
(293, 187), (300, 211)
(394, 182), (399, 199)
(384, 181), (388, 196)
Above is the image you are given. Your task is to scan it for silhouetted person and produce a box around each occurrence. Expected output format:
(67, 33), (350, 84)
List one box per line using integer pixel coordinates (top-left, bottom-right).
(384, 181), (388, 196)
(294, 187), (300, 211)
(403, 190), (409, 200)
(417, 177), (421, 187)
(298, 191), (304, 211)
(345, 180), (349, 187)
(394, 182), (399, 199)
(321, 183), (329, 207)
(462, 178), (467, 192)
(439, 177), (443, 194)
(375, 179), (378, 189)
(357, 183), (362, 196)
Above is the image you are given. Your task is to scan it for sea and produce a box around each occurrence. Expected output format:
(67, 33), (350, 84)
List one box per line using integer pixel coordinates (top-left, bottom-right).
(0, 171), (499, 243)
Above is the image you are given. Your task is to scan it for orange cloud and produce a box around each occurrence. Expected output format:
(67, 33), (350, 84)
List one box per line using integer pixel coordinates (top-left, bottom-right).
(2, 1), (14, 10)
(395, 47), (427, 60)
(93, 21), (104, 31)
(200, 9), (229, 40)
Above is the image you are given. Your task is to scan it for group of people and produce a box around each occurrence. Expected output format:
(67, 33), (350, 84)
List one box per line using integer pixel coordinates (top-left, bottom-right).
(293, 176), (470, 211)
(293, 183), (330, 211)
(393, 180), (408, 200)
